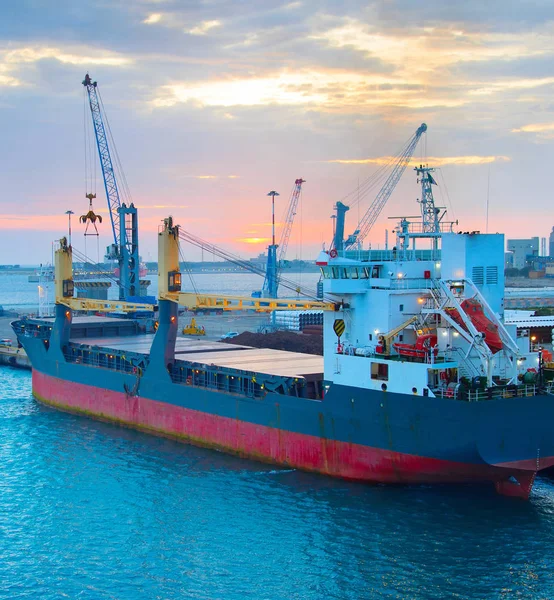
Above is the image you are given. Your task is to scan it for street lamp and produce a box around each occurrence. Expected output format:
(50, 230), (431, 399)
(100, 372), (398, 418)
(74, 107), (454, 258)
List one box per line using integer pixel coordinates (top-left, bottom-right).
(330, 214), (337, 239)
(65, 210), (74, 246)
(266, 190), (279, 246)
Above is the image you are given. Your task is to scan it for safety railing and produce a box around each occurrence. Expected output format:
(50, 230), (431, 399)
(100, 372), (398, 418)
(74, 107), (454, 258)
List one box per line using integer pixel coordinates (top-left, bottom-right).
(63, 347), (145, 375)
(433, 384), (539, 402)
(169, 363), (265, 398)
(12, 320), (52, 340)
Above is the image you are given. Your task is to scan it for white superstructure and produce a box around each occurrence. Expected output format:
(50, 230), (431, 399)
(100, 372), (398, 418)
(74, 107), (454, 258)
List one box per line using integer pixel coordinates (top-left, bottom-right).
(318, 223), (532, 400)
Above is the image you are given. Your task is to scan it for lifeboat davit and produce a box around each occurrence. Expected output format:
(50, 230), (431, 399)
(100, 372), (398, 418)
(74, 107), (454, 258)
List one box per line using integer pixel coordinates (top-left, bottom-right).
(445, 298), (503, 354)
(393, 334), (438, 360)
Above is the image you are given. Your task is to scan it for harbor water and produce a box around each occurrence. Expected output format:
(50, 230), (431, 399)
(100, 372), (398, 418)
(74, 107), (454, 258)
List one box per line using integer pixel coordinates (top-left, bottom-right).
(2, 367), (554, 599)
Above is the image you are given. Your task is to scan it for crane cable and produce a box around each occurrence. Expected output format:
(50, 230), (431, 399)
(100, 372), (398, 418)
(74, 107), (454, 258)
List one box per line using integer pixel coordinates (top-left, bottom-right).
(97, 87), (132, 206)
(340, 128), (423, 212)
(177, 229), (329, 302)
(71, 246), (121, 288)
(178, 245), (199, 295)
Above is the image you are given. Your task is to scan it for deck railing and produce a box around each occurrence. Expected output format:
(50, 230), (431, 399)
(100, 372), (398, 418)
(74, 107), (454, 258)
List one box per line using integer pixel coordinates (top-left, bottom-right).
(63, 347), (145, 375)
(169, 363), (265, 398)
(12, 320), (51, 340)
(433, 384), (539, 401)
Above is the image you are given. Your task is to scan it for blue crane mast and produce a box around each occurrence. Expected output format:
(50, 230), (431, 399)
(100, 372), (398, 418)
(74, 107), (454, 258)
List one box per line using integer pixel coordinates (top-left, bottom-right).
(333, 123), (427, 253)
(261, 178), (305, 298)
(82, 73), (141, 300)
(415, 164), (439, 233)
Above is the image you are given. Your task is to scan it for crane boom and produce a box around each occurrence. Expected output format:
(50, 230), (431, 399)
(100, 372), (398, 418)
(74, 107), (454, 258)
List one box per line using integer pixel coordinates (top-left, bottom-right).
(344, 123), (427, 250)
(277, 178), (305, 264)
(82, 74), (121, 246)
(260, 178), (305, 298)
(82, 74), (142, 300)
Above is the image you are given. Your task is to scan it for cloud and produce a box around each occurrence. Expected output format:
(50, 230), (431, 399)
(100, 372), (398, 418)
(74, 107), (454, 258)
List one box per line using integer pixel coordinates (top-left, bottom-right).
(0, 214), (70, 231)
(238, 237), (270, 244)
(0, 44), (132, 88)
(187, 20), (222, 36)
(512, 123), (554, 133)
(327, 155), (511, 166)
(2, 46), (132, 67)
(511, 122), (554, 140)
(150, 70), (449, 110)
(310, 18), (554, 75)
(468, 77), (554, 96)
(0, 73), (19, 87)
(143, 13), (163, 25)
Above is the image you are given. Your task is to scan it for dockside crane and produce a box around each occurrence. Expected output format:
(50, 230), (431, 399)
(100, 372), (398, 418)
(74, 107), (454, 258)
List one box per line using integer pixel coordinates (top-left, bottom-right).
(82, 73), (141, 301)
(261, 178), (305, 298)
(333, 123), (427, 253)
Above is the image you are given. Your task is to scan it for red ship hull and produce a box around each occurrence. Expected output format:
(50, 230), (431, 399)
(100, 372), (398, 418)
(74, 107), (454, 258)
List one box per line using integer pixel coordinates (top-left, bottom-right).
(33, 370), (552, 498)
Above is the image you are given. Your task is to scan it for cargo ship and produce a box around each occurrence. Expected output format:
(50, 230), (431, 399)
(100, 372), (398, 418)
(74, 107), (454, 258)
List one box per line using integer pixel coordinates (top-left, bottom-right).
(13, 209), (554, 499)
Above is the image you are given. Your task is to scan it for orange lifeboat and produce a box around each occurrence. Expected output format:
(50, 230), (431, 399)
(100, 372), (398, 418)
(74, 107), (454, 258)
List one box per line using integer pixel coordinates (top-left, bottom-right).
(445, 298), (503, 354)
(393, 334), (438, 360)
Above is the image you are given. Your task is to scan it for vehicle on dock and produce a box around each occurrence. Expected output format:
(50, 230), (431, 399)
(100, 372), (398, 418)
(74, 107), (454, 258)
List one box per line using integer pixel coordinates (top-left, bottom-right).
(182, 318), (206, 336)
(220, 331), (239, 340)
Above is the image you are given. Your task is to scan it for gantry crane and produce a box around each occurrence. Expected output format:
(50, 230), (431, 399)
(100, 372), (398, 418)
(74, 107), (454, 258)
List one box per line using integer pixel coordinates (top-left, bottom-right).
(82, 73), (141, 300)
(261, 178), (305, 298)
(333, 123), (427, 252)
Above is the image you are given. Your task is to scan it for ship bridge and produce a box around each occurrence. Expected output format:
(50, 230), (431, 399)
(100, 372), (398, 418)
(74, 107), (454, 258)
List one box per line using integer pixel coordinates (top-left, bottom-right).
(339, 248), (441, 263)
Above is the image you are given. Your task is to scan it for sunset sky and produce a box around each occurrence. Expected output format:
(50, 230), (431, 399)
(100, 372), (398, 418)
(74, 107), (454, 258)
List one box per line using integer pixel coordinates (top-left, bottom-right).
(0, 0), (553, 264)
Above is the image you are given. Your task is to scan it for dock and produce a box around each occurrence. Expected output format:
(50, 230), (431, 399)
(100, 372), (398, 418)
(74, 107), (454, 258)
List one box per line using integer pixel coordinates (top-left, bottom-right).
(0, 346), (31, 370)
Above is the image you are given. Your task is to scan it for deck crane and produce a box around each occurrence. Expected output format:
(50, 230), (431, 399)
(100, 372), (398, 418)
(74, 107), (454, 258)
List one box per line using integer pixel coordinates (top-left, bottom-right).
(261, 178), (305, 298)
(333, 123), (427, 253)
(82, 73), (141, 301)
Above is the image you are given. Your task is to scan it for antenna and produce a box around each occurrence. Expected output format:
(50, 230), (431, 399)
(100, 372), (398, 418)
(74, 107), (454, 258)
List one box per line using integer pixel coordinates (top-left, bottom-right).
(486, 165), (490, 234)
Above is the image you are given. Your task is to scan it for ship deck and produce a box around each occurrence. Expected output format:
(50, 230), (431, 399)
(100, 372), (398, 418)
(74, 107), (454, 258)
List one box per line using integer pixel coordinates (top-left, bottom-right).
(72, 334), (324, 378)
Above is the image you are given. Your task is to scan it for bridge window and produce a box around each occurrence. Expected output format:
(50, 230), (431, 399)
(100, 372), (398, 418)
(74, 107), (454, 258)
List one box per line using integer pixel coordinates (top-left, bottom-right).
(351, 267), (359, 279)
(321, 267), (331, 279)
(360, 267), (369, 279)
(341, 268), (349, 279)
(331, 267), (339, 279)
(371, 362), (389, 381)
(371, 266), (380, 278)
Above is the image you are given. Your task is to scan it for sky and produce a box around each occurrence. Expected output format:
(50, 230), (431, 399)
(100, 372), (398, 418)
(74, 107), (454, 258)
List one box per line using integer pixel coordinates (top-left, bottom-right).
(0, 0), (553, 264)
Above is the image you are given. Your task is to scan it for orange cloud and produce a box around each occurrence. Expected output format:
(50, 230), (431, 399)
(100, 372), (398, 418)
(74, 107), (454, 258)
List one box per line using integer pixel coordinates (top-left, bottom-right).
(512, 123), (554, 140)
(237, 237), (270, 244)
(327, 155), (511, 166)
(0, 214), (67, 230)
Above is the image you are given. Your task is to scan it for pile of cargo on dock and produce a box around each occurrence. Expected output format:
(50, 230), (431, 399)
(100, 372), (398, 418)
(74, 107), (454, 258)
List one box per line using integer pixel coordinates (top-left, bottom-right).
(225, 329), (323, 355)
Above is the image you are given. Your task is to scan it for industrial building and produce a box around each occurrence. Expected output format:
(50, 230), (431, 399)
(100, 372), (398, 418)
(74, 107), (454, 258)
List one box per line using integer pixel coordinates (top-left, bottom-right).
(506, 237), (539, 269)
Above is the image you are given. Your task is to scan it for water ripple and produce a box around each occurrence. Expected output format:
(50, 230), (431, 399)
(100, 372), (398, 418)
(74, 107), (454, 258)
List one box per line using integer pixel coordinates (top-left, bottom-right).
(1, 368), (554, 599)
